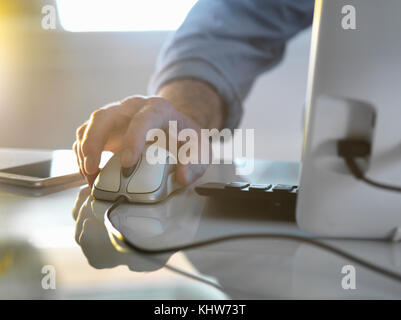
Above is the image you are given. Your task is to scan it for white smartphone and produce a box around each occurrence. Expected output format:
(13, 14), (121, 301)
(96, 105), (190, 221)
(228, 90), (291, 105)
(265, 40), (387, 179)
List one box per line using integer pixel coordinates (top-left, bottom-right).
(0, 150), (84, 188)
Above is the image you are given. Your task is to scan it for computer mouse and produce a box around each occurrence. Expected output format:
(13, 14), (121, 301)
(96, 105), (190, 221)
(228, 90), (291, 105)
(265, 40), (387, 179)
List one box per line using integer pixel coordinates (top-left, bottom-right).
(92, 145), (181, 203)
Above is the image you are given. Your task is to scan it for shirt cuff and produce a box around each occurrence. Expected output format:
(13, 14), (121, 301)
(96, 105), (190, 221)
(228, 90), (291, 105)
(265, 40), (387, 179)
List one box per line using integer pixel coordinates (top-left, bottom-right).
(148, 58), (243, 131)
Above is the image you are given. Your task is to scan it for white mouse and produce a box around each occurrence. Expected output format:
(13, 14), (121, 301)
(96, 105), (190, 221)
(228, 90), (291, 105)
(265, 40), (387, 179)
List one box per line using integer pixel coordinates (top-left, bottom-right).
(92, 145), (181, 203)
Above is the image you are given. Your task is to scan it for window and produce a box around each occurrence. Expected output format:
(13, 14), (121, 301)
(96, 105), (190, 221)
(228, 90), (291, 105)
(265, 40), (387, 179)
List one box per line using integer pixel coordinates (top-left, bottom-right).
(57, 0), (198, 32)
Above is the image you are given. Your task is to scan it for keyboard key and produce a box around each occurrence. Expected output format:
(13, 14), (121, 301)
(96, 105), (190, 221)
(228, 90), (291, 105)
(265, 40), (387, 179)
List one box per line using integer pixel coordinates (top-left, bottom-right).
(225, 182), (250, 189)
(249, 184), (272, 192)
(273, 184), (295, 192)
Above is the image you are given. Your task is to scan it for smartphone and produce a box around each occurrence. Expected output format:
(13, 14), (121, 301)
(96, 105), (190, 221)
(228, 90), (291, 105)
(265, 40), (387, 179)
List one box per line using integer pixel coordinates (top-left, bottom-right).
(0, 150), (84, 188)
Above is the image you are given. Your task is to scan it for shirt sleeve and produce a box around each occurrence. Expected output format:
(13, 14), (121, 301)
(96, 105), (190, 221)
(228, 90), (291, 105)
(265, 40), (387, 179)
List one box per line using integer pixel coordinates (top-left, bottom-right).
(148, 0), (315, 130)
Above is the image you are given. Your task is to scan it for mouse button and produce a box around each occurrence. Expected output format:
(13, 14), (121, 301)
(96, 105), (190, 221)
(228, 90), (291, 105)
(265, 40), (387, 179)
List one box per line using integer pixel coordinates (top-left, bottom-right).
(121, 163), (137, 178)
(94, 154), (121, 192)
(126, 160), (166, 194)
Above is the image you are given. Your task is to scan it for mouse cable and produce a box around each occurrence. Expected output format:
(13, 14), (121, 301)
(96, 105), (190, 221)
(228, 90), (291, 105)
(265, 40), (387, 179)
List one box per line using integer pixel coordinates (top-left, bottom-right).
(104, 197), (260, 298)
(338, 139), (401, 193)
(105, 197), (401, 284)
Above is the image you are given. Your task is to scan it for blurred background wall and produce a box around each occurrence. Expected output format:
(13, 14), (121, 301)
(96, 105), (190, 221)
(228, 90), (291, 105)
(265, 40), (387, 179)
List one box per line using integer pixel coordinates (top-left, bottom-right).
(0, 0), (311, 161)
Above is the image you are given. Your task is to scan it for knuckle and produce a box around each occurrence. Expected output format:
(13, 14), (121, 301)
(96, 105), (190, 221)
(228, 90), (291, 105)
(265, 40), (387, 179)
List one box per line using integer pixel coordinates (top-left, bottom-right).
(147, 96), (167, 108)
(101, 102), (119, 111)
(90, 109), (107, 121)
(149, 97), (176, 118)
(121, 95), (145, 106)
(75, 125), (86, 139)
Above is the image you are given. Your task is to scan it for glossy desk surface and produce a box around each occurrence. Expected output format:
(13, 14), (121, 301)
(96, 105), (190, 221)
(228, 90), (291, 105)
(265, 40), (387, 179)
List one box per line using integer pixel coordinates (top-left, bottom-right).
(1, 149), (401, 299)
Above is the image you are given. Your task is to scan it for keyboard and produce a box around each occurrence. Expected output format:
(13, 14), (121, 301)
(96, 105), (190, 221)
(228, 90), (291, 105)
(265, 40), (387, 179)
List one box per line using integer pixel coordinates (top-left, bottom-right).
(195, 182), (298, 202)
(195, 182), (298, 220)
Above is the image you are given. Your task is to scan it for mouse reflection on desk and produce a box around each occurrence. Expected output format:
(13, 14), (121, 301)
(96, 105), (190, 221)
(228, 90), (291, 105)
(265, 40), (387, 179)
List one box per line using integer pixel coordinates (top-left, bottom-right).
(92, 145), (182, 203)
(72, 187), (173, 272)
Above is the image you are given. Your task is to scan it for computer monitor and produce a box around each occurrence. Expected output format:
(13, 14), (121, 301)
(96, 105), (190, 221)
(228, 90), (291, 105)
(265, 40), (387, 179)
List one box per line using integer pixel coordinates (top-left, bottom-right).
(296, 0), (401, 239)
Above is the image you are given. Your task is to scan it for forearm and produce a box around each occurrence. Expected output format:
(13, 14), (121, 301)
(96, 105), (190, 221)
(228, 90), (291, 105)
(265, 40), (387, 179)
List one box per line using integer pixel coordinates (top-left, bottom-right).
(156, 79), (224, 130)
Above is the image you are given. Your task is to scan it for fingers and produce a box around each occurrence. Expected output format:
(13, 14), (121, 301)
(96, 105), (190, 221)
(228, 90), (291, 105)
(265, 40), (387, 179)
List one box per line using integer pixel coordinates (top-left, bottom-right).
(73, 140), (82, 176)
(120, 99), (174, 167)
(74, 125), (86, 176)
(81, 108), (116, 174)
(76, 97), (147, 177)
(120, 97), (201, 168)
(74, 139), (99, 186)
(73, 95), (210, 188)
(120, 97), (209, 185)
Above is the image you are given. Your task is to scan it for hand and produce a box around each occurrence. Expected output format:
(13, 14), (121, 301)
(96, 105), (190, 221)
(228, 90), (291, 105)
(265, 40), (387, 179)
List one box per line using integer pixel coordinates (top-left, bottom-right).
(73, 95), (209, 187)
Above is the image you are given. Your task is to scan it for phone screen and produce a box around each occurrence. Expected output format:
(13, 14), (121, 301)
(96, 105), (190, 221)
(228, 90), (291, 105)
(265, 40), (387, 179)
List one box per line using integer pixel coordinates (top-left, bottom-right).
(0, 150), (81, 179)
(0, 150), (112, 179)
(0, 161), (55, 178)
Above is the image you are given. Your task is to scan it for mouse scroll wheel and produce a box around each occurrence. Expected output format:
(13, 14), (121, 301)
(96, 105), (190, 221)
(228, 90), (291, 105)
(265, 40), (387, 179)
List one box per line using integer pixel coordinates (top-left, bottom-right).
(121, 163), (137, 178)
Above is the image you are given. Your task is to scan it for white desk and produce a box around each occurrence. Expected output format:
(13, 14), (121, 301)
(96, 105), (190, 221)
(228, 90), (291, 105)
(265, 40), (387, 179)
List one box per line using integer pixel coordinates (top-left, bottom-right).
(1, 149), (401, 299)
